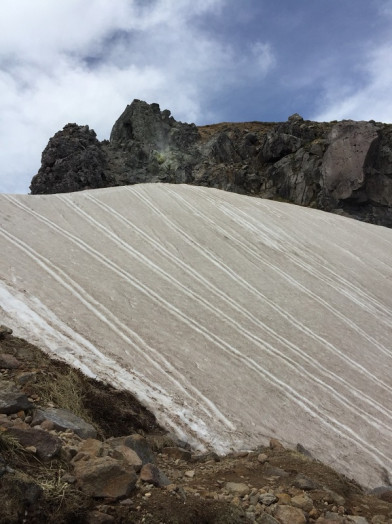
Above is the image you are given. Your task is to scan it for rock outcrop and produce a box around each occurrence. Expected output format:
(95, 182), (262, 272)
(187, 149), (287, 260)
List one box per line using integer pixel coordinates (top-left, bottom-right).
(30, 99), (392, 226)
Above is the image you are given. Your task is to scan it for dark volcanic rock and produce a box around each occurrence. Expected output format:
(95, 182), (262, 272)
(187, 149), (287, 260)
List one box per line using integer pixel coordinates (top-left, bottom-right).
(8, 427), (62, 460)
(30, 100), (392, 226)
(30, 124), (113, 194)
(0, 385), (33, 414)
(31, 407), (97, 439)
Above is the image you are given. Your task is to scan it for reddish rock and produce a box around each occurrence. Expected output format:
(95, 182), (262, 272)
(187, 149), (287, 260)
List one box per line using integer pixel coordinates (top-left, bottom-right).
(111, 445), (142, 472)
(73, 438), (105, 461)
(109, 434), (155, 465)
(7, 427), (62, 460)
(74, 456), (137, 499)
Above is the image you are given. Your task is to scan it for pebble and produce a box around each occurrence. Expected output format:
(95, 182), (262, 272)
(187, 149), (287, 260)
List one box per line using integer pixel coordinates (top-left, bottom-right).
(258, 453), (268, 463)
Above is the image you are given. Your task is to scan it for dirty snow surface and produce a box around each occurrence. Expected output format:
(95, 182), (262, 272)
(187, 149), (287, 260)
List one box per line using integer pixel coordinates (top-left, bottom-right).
(1, 184), (392, 488)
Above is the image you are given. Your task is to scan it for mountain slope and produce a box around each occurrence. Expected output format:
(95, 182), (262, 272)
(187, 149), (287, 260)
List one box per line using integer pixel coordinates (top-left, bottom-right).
(1, 184), (392, 489)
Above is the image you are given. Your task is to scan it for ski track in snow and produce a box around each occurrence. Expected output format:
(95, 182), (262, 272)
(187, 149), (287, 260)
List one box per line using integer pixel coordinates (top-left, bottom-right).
(1, 183), (392, 488)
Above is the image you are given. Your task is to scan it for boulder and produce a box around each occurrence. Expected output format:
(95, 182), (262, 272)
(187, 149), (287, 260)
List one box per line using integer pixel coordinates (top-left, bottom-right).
(32, 407), (97, 439)
(0, 385), (33, 415)
(111, 445), (142, 472)
(7, 427), (62, 460)
(73, 456), (137, 499)
(30, 124), (113, 194)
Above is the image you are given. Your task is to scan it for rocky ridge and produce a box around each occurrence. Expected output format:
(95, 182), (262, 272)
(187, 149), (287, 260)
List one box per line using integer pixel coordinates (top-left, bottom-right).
(30, 100), (392, 227)
(1, 326), (392, 523)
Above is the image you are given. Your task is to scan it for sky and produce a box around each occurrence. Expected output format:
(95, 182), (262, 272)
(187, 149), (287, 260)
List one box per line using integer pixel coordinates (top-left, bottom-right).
(1, 0), (392, 194)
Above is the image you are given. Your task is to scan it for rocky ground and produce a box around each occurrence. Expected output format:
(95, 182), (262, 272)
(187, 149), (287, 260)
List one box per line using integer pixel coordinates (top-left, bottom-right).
(1, 325), (392, 523)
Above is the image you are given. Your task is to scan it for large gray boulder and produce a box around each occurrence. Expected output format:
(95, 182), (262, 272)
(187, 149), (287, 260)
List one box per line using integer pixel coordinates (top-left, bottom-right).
(31, 407), (97, 439)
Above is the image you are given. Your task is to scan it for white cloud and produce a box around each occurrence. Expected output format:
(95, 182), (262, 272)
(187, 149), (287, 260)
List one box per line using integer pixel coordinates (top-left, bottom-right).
(313, 2), (392, 123)
(0, 0), (275, 193)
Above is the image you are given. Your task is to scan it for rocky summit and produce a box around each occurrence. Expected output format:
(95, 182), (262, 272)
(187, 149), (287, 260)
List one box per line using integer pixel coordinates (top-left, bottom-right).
(30, 99), (392, 227)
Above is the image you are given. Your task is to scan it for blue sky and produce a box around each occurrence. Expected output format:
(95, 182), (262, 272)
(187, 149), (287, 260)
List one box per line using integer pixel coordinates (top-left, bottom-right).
(1, 0), (392, 193)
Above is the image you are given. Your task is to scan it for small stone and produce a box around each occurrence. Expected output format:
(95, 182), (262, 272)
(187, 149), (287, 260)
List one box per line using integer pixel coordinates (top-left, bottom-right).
(25, 446), (37, 453)
(257, 453), (268, 463)
(184, 470), (195, 478)
(274, 504), (306, 524)
(291, 493), (314, 512)
(225, 482), (250, 497)
(40, 420), (54, 431)
(269, 438), (285, 450)
(263, 465), (289, 477)
(165, 484), (177, 492)
(16, 372), (37, 386)
(259, 493), (278, 506)
(293, 473), (320, 490)
(323, 489), (345, 506)
(345, 517), (369, 524)
(119, 498), (133, 505)
(139, 463), (170, 487)
(276, 492), (291, 505)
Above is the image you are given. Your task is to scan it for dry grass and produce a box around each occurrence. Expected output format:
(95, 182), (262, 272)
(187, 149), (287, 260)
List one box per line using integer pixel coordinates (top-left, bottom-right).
(32, 368), (96, 429)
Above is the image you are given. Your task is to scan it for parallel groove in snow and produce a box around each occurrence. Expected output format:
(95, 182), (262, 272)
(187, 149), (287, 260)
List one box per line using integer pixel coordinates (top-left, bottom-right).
(1, 184), (392, 488)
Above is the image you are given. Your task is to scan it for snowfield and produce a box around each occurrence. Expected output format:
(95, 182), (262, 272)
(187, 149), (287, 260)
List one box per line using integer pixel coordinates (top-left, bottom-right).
(1, 183), (392, 488)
